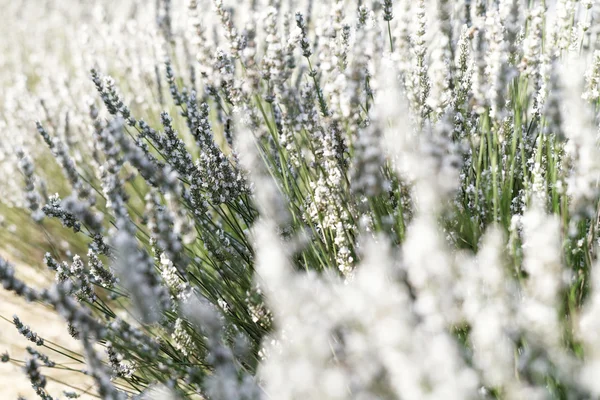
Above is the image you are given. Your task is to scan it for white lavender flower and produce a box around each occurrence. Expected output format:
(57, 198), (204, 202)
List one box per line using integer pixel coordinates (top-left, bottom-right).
(3, 1), (600, 398)
(583, 50), (600, 102)
(459, 227), (525, 394)
(255, 220), (478, 399)
(191, 103), (247, 204)
(350, 118), (388, 197)
(520, 205), (565, 350)
(171, 318), (195, 357)
(561, 60), (600, 217)
(69, 254), (96, 302)
(579, 255), (600, 394)
(106, 343), (135, 379)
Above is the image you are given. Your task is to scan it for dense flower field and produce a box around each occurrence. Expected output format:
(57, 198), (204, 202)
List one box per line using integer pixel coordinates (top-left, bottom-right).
(2, 0), (600, 398)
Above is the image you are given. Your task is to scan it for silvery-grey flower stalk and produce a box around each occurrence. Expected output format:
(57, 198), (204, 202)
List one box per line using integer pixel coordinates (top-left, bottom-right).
(159, 112), (196, 176)
(382, 0), (393, 21)
(0, 258), (40, 301)
(16, 148), (44, 222)
(81, 331), (127, 400)
(213, 48), (242, 105)
(145, 189), (188, 274)
(272, 104), (302, 171)
(261, 7), (288, 100)
(23, 357), (47, 390)
(90, 69), (136, 126)
(500, 0), (521, 61)
(13, 315), (44, 346)
(298, 82), (321, 154)
(336, 24), (351, 71)
(341, 19), (371, 143)
(96, 120), (173, 323)
(155, 63), (164, 105)
(112, 229), (171, 324)
(43, 252), (59, 271)
(51, 257), (70, 284)
(26, 347), (55, 368)
(237, 118), (291, 228)
(36, 120), (53, 148)
(136, 120), (170, 172)
(40, 281), (107, 339)
(42, 194), (81, 233)
(106, 343), (135, 379)
(104, 76), (136, 126)
(529, 156), (547, 208)
(313, 0), (343, 90)
(427, 35), (452, 115)
(282, 15), (297, 76)
(188, 0), (218, 82)
(60, 195), (104, 234)
(295, 12), (312, 58)
(36, 121), (95, 203)
(164, 59), (184, 106)
(91, 233), (111, 256)
(543, 60), (565, 141)
(157, 0), (173, 43)
(106, 118), (180, 196)
(107, 318), (161, 360)
(181, 89), (203, 134)
(182, 293), (261, 400)
(436, 0), (454, 54)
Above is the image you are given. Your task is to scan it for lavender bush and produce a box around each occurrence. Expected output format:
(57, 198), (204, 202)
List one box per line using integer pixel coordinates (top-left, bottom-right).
(2, 0), (600, 398)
